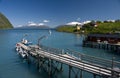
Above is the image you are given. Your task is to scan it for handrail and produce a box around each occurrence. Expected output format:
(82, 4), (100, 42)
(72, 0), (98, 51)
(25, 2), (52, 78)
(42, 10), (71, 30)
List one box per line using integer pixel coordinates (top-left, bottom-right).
(65, 49), (120, 68)
(35, 49), (120, 77)
(33, 45), (120, 69)
(19, 43), (120, 77)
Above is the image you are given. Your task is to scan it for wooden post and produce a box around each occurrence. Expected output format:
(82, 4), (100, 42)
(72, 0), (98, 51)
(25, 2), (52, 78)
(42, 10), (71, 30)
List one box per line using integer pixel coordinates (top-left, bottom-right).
(48, 59), (52, 76)
(106, 44), (109, 50)
(111, 57), (115, 78)
(37, 54), (40, 70)
(98, 44), (100, 49)
(112, 57), (115, 68)
(26, 55), (30, 64)
(80, 69), (82, 78)
(60, 63), (63, 71)
(111, 45), (113, 50)
(69, 66), (72, 78)
(93, 74), (96, 78)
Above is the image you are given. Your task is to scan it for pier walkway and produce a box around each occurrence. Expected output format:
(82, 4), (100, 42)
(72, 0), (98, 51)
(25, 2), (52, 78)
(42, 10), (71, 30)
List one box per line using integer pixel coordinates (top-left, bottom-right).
(17, 42), (120, 78)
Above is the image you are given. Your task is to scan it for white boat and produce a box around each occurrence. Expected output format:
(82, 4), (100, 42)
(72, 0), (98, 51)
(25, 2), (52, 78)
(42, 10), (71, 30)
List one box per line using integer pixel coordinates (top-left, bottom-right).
(16, 44), (28, 58)
(16, 43), (20, 51)
(19, 48), (28, 58)
(16, 47), (19, 51)
(22, 38), (28, 44)
(20, 52), (27, 58)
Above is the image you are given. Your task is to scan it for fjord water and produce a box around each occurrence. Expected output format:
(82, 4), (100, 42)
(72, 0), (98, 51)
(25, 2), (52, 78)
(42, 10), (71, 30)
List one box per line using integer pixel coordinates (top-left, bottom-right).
(0, 29), (120, 78)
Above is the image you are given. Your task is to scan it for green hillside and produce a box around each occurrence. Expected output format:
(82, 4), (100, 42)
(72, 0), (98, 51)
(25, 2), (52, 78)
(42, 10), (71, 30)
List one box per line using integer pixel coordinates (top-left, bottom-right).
(0, 13), (13, 29)
(56, 25), (76, 33)
(90, 22), (120, 34)
(81, 21), (120, 34)
(56, 21), (120, 34)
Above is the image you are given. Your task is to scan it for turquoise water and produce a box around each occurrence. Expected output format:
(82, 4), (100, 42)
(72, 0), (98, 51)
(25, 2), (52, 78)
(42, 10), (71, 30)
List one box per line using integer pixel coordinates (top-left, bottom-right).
(0, 29), (120, 78)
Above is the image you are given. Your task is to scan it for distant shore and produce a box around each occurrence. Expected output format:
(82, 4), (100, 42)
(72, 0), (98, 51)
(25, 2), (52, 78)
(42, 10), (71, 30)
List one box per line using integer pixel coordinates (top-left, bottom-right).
(56, 20), (120, 34)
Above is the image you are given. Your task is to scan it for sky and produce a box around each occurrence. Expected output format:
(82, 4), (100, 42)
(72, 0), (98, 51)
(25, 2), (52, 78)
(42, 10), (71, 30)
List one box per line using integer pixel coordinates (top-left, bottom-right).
(0, 0), (120, 28)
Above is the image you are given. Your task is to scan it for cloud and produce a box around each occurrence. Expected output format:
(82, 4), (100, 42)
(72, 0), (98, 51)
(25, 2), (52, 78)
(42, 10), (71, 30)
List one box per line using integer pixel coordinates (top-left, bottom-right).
(27, 21), (45, 26)
(16, 21), (46, 27)
(28, 21), (37, 26)
(43, 20), (50, 23)
(38, 23), (45, 26)
(66, 21), (81, 25)
(17, 25), (23, 27)
(82, 20), (91, 24)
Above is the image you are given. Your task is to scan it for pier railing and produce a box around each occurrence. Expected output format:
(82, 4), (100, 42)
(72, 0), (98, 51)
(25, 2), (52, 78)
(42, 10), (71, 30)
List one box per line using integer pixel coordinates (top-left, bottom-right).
(66, 49), (120, 68)
(40, 45), (120, 71)
(16, 43), (120, 77)
(39, 45), (120, 77)
(17, 40), (120, 77)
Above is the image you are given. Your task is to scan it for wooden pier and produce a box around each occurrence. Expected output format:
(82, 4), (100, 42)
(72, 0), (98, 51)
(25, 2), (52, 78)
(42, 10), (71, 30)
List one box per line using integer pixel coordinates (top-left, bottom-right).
(83, 41), (120, 53)
(83, 34), (120, 53)
(16, 42), (120, 78)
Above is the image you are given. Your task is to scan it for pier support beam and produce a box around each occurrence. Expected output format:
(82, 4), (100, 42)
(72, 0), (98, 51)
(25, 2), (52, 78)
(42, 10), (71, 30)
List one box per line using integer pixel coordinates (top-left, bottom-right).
(93, 74), (96, 78)
(60, 63), (63, 71)
(69, 66), (72, 78)
(26, 55), (30, 64)
(80, 69), (82, 78)
(36, 54), (40, 70)
(106, 44), (109, 50)
(98, 44), (100, 49)
(48, 59), (52, 76)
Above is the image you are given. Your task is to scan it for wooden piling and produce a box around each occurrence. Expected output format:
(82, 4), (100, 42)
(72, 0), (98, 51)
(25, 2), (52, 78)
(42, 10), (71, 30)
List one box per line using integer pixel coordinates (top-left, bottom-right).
(80, 69), (82, 78)
(69, 66), (72, 78)
(93, 74), (96, 78)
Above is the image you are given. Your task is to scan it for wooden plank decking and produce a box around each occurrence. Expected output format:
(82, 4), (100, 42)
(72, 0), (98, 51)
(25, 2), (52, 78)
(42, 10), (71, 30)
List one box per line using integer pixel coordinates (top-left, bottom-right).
(17, 42), (120, 77)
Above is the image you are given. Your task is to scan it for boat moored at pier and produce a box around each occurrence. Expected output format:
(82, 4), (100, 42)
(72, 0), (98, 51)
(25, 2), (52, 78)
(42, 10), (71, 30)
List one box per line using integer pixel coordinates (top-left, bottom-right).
(15, 39), (30, 58)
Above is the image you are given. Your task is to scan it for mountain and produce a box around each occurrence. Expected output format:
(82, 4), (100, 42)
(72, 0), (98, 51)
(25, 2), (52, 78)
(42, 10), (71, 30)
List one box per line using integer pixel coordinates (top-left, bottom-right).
(14, 25), (50, 30)
(0, 12), (13, 29)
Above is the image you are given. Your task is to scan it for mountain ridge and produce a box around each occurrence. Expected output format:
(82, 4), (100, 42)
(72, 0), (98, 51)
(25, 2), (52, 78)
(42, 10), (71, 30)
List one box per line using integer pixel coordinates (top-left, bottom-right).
(14, 25), (50, 30)
(0, 12), (13, 29)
